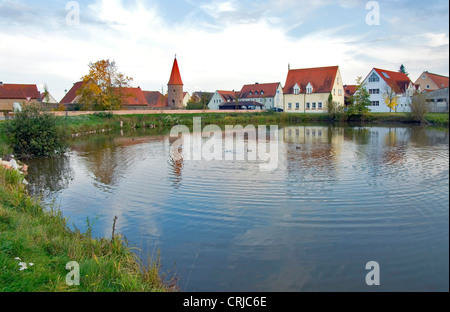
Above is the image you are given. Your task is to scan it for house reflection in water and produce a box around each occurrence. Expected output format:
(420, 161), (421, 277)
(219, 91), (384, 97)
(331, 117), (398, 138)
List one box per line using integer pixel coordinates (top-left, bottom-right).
(283, 126), (344, 181)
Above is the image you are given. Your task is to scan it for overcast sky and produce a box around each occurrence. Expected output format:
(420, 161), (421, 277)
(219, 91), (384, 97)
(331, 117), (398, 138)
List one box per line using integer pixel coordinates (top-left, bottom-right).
(0, 0), (448, 101)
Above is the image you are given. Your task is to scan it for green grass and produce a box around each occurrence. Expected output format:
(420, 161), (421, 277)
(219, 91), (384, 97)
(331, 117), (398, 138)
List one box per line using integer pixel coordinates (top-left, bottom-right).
(0, 167), (176, 292)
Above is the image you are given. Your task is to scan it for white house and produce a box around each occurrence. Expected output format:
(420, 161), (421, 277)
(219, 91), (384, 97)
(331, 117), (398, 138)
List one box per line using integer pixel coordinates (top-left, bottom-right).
(208, 90), (239, 110)
(362, 68), (417, 113)
(239, 82), (284, 110)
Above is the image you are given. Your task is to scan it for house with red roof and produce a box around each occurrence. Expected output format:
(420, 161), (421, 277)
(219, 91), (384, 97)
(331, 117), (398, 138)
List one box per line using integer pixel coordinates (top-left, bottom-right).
(0, 82), (41, 113)
(414, 71), (449, 92)
(208, 90), (240, 110)
(239, 82), (284, 110)
(283, 66), (345, 113)
(142, 91), (167, 107)
(344, 85), (357, 106)
(362, 68), (416, 112)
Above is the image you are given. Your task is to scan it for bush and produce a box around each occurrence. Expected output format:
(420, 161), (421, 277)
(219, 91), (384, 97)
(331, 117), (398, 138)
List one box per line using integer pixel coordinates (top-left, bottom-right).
(408, 94), (428, 124)
(3, 106), (68, 159)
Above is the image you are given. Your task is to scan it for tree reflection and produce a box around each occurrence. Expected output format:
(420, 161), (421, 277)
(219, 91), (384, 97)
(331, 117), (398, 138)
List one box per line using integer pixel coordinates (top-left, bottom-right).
(26, 155), (74, 197)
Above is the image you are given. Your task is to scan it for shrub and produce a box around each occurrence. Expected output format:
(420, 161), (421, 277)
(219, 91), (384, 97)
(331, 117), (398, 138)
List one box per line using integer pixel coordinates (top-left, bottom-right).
(3, 106), (68, 159)
(408, 94), (428, 124)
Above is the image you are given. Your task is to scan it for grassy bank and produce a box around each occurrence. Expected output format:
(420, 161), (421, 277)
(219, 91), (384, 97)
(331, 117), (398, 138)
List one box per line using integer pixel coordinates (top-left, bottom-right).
(54, 112), (449, 136)
(0, 167), (176, 292)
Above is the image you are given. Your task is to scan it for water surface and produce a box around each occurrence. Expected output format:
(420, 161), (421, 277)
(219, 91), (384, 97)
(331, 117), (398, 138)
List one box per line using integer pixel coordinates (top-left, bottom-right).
(27, 125), (449, 292)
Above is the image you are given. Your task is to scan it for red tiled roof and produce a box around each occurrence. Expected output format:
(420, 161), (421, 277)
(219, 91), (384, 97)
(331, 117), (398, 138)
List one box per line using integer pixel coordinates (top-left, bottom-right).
(373, 68), (413, 94)
(60, 81), (84, 104)
(284, 66), (339, 94)
(168, 58), (183, 85)
(142, 91), (167, 107)
(344, 85), (356, 96)
(120, 87), (148, 106)
(217, 90), (239, 102)
(426, 72), (449, 89)
(240, 83), (280, 99)
(0, 84), (40, 100)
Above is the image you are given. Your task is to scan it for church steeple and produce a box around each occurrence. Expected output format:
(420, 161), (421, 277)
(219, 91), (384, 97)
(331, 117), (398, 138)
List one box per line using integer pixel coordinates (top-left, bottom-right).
(168, 56), (184, 109)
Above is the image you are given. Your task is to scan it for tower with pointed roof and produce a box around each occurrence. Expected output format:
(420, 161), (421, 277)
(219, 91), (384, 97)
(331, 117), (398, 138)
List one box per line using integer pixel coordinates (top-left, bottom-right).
(168, 56), (184, 109)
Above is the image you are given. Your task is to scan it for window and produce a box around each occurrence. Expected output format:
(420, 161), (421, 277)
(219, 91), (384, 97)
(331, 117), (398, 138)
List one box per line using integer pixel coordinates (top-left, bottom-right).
(249, 91), (253, 96)
(337, 77), (340, 84)
(422, 75), (426, 79)
(293, 84), (300, 95)
(261, 91), (264, 95)
(333, 89), (336, 95)
(369, 73), (380, 83)
(370, 101), (380, 106)
(426, 85), (430, 89)
(369, 89), (380, 94)
(306, 102), (310, 109)
(306, 87), (312, 94)
(312, 102), (317, 109)
(318, 102), (323, 110)
(296, 103), (300, 110)
(382, 72), (390, 79)
(288, 103), (292, 110)
(338, 89), (342, 96)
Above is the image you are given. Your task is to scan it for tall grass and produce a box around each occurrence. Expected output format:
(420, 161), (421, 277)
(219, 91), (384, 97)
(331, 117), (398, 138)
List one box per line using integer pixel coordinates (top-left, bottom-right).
(0, 166), (176, 292)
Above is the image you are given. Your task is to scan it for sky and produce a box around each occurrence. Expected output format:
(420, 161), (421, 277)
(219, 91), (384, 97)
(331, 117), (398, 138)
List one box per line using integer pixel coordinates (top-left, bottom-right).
(0, 0), (448, 101)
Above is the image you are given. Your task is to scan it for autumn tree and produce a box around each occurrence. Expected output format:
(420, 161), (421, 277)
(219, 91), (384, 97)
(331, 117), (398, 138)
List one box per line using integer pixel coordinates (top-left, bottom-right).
(77, 60), (133, 111)
(383, 84), (399, 113)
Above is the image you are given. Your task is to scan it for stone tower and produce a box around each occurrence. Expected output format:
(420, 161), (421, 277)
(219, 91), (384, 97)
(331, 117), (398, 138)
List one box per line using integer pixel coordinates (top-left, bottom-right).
(168, 56), (184, 109)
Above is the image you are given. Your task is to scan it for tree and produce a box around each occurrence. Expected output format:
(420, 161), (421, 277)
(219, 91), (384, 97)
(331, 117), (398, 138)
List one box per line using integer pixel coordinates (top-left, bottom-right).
(77, 60), (133, 111)
(399, 64), (409, 77)
(408, 93), (428, 124)
(4, 106), (68, 159)
(347, 77), (371, 119)
(383, 84), (399, 113)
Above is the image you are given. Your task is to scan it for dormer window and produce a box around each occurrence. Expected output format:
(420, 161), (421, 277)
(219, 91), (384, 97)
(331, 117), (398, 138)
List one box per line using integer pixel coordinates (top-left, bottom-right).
(293, 83), (300, 95)
(249, 91), (253, 96)
(306, 82), (313, 94)
(255, 91), (259, 96)
(261, 91), (264, 96)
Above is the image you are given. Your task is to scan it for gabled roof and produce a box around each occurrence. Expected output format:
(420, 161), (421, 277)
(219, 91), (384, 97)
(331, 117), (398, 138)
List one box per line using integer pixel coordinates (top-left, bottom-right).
(121, 87), (148, 106)
(372, 68), (413, 94)
(142, 91), (167, 107)
(217, 90), (239, 102)
(240, 82), (281, 99)
(60, 81), (84, 104)
(0, 83), (40, 100)
(168, 58), (183, 85)
(344, 85), (356, 97)
(284, 66), (339, 94)
(426, 72), (449, 89)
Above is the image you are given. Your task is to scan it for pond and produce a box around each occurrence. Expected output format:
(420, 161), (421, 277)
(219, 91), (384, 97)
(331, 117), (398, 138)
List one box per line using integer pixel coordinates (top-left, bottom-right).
(26, 124), (449, 292)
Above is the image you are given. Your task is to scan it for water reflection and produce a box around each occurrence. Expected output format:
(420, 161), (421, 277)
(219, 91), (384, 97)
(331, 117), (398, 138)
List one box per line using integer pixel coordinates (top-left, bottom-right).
(27, 155), (74, 197)
(25, 124), (449, 292)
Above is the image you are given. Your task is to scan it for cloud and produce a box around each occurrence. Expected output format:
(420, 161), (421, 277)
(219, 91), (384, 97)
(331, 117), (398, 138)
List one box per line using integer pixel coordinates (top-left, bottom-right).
(0, 0), (448, 101)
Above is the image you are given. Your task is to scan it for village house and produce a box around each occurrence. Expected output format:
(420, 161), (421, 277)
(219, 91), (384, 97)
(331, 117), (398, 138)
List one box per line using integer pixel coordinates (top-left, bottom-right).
(192, 92), (214, 103)
(0, 82), (41, 115)
(414, 71), (449, 92)
(183, 92), (190, 107)
(239, 82), (284, 110)
(208, 90), (239, 110)
(362, 68), (417, 112)
(142, 91), (167, 108)
(283, 66), (345, 113)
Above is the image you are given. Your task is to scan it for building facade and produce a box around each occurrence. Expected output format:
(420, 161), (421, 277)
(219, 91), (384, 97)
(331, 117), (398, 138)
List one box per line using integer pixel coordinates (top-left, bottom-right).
(362, 68), (416, 113)
(239, 82), (284, 110)
(283, 66), (345, 113)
